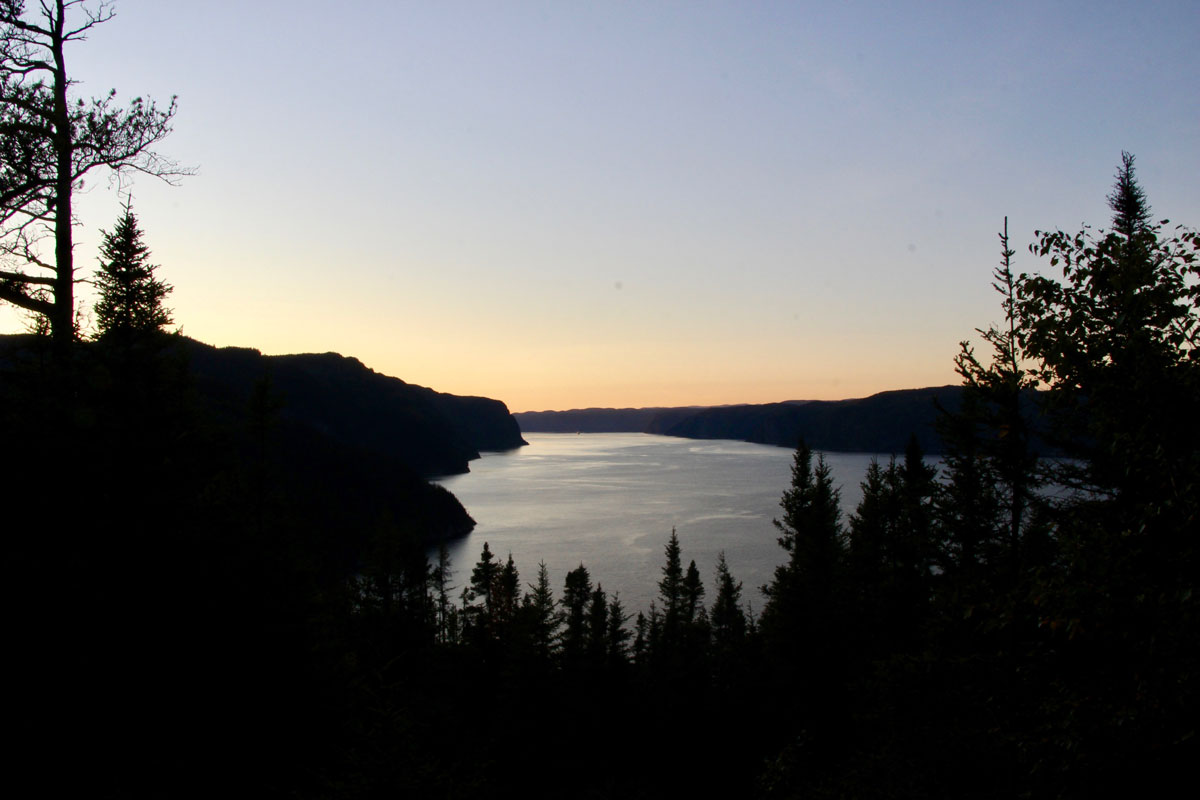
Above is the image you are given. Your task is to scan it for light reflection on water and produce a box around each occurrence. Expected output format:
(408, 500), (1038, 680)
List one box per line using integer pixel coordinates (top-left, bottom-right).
(435, 433), (918, 615)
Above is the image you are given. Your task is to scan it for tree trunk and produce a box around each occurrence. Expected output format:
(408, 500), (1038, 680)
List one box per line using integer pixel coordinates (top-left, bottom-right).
(50, 0), (73, 342)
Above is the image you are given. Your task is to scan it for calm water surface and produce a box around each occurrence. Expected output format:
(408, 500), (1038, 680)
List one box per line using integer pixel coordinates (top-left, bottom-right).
(436, 433), (905, 614)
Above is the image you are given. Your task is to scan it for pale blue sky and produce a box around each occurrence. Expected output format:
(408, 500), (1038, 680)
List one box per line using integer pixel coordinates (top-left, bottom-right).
(4, 0), (1197, 410)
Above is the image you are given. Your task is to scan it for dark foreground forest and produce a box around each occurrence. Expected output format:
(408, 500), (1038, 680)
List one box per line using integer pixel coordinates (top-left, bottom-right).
(0, 11), (1196, 789)
(3, 133), (1197, 798)
(3, 3), (1196, 796)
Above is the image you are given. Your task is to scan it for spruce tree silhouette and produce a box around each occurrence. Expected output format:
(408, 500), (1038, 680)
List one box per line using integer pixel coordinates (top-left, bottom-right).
(93, 199), (172, 343)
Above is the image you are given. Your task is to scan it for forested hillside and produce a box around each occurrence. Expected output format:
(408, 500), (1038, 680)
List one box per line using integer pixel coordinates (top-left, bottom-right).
(650, 386), (965, 452)
(518, 386), (1053, 454)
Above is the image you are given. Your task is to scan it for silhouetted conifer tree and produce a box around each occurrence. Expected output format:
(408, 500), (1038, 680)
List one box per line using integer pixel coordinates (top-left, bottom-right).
(468, 542), (497, 604)
(560, 563), (592, 667)
(658, 529), (684, 636)
(945, 217), (1042, 584)
(93, 200), (172, 343)
(759, 438), (847, 763)
(463, 542), (499, 645)
(936, 409), (1002, 583)
(709, 552), (748, 688)
(633, 611), (649, 666)
(892, 436), (938, 613)
(431, 543), (455, 643)
(606, 594), (631, 669)
(682, 559), (705, 625)
(847, 458), (893, 589)
(710, 553), (746, 647)
(587, 584), (609, 665)
(523, 560), (559, 660)
(495, 552), (520, 631)
(761, 440), (845, 629)
(645, 602), (663, 664)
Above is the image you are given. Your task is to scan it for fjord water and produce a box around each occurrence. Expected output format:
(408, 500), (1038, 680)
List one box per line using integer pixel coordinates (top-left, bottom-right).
(436, 433), (898, 614)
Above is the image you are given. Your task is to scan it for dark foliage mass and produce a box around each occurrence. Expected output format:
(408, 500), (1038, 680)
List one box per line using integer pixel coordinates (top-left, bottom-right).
(2, 22), (1197, 791)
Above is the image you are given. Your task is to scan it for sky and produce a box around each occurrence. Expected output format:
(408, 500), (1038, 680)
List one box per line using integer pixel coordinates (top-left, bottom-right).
(3, 0), (1198, 412)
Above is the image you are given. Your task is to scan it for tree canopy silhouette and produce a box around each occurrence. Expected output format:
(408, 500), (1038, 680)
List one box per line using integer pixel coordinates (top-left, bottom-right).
(93, 199), (171, 341)
(0, 0), (188, 341)
(1018, 152), (1199, 514)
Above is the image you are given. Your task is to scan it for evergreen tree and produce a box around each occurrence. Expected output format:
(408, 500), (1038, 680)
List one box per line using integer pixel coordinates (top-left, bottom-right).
(1, 2), (186, 342)
(710, 551), (748, 685)
(86, 201), (186, 500)
(523, 560), (559, 660)
(763, 439), (845, 614)
(93, 200), (172, 342)
(560, 563), (592, 666)
(945, 217), (1042, 580)
(468, 542), (498, 608)
(759, 438), (847, 750)
(935, 418), (1001, 582)
(644, 602), (663, 666)
(710, 553), (746, 646)
(605, 593), (632, 669)
(632, 611), (649, 667)
(846, 456), (920, 654)
(1019, 152), (1199, 520)
(657, 529), (685, 653)
(431, 543), (454, 644)
(586, 584), (609, 665)
(464, 542), (499, 643)
(893, 436), (938, 604)
(658, 529), (684, 625)
(682, 559), (705, 626)
(1012, 154), (1200, 784)
(494, 552), (521, 631)
(681, 558), (711, 673)
(846, 458), (893, 584)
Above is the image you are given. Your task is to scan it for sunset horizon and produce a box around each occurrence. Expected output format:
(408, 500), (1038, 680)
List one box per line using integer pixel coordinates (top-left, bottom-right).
(3, 1), (1195, 415)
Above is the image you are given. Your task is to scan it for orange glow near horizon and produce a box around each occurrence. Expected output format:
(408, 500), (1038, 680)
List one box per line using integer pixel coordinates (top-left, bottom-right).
(2, 2), (1194, 418)
(168, 316), (965, 414)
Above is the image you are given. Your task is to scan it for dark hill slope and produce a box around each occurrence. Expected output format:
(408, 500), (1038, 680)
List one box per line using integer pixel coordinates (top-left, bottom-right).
(516, 387), (972, 454)
(1, 334), (526, 546)
(184, 340), (526, 477)
(652, 386), (965, 454)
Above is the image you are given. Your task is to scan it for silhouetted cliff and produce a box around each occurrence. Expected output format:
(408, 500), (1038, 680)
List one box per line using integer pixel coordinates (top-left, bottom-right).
(1, 333), (527, 547)
(183, 339), (526, 477)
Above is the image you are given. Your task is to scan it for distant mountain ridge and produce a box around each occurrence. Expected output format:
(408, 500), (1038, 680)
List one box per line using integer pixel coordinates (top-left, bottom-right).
(653, 387), (966, 453)
(516, 387), (971, 454)
(515, 406), (705, 434)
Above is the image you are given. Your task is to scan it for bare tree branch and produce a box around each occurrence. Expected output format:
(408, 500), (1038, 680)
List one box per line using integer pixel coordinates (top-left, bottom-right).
(0, 267), (53, 285)
(2, 0), (190, 338)
(0, 277), (54, 315)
